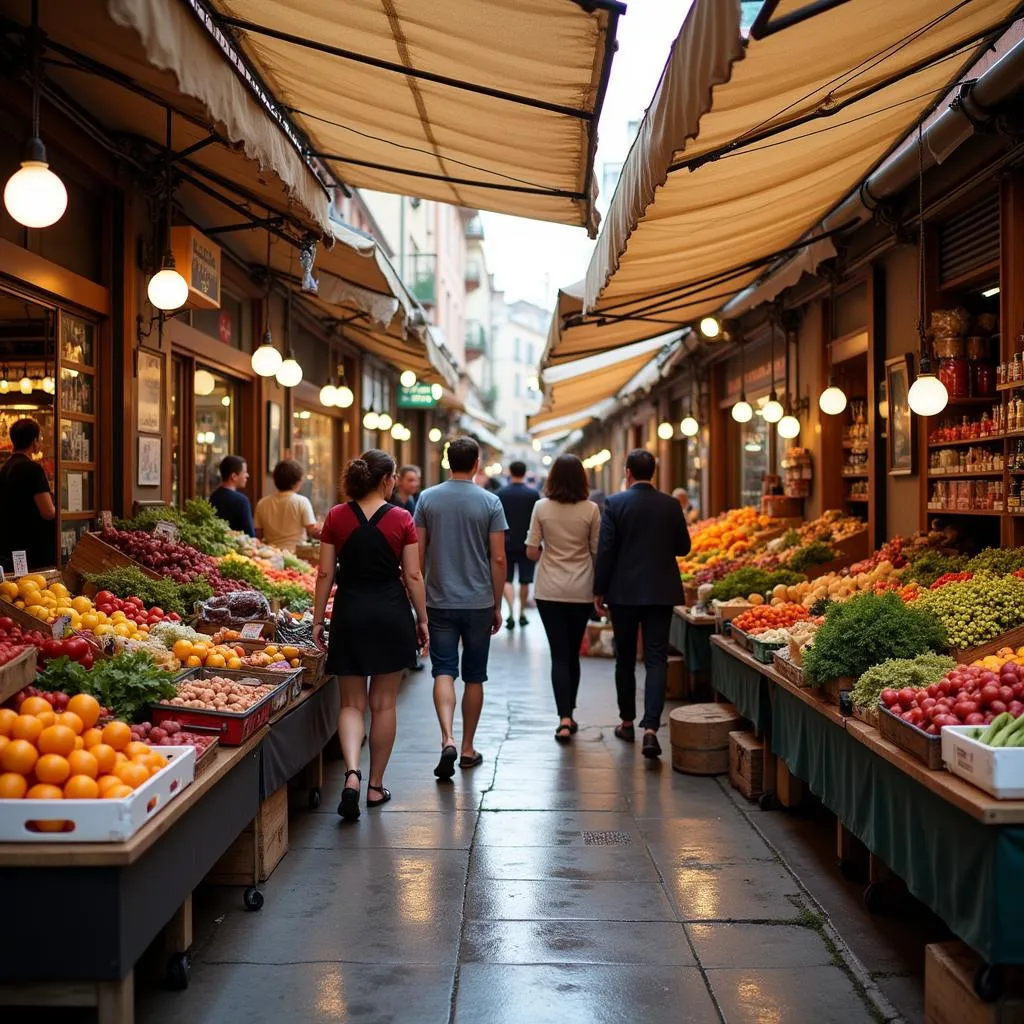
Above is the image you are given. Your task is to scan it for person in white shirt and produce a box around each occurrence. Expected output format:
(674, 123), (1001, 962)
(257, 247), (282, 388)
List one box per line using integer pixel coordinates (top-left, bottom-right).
(255, 459), (320, 552)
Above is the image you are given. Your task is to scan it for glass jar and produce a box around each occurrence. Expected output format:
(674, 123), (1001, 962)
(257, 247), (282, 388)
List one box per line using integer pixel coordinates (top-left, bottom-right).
(938, 358), (969, 398)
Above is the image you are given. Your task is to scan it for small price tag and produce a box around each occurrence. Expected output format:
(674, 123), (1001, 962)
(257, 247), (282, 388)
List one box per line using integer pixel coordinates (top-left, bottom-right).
(240, 622), (265, 640)
(11, 551), (28, 578)
(154, 521), (180, 542)
(0, 565), (5, 583)
(51, 615), (71, 639)
(99, 510), (113, 530)
(271, 554), (285, 570)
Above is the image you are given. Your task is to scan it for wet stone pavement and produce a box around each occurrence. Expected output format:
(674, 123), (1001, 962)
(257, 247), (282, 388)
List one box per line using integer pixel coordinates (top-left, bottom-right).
(138, 622), (895, 1024)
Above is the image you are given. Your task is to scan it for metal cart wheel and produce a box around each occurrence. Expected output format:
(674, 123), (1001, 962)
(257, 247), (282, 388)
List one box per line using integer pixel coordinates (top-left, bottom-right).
(165, 952), (191, 991)
(308, 787), (321, 809)
(862, 882), (886, 914)
(243, 886), (264, 911)
(974, 962), (1004, 1003)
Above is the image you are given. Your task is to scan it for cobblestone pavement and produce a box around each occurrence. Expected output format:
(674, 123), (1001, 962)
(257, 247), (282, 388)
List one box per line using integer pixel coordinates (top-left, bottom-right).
(139, 622), (902, 1024)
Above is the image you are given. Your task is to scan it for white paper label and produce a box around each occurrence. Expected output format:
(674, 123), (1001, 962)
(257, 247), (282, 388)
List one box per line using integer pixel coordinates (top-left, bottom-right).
(11, 551), (28, 577)
(240, 622), (265, 640)
(154, 521), (179, 542)
(99, 510), (113, 530)
(67, 472), (83, 513)
(271, 554), (284, 570)
(51, 615), (71, 639)
(0, 565), (4, 582)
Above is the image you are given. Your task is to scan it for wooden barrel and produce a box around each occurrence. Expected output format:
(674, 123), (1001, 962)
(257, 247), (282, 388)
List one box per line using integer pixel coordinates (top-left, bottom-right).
(669, 703), (741, 775)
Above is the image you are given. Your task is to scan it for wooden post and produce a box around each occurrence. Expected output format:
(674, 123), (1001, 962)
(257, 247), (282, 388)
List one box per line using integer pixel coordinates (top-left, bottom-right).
(775, 758), (805, 808)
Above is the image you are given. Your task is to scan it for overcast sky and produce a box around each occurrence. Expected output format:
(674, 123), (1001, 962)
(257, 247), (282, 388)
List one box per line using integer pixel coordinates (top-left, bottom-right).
(479, 0), (691, 310)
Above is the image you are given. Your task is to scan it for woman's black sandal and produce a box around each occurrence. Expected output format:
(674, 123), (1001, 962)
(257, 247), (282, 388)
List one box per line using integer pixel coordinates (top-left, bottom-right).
(554, 723), (572, 744)
(338, 769), (362, 821)
(366, 784), (391, 808)
(569, 720), (579, 734)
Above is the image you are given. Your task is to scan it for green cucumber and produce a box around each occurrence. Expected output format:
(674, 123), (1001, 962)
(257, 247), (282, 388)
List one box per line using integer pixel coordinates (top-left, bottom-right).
(980, 713), (1012, 745)
(994, 715), (1024, 748)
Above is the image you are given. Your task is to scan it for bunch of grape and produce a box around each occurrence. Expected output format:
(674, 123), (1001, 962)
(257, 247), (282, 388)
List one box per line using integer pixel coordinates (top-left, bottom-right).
(915, 572), (1024, 650)
(966, 547), (1024, 576)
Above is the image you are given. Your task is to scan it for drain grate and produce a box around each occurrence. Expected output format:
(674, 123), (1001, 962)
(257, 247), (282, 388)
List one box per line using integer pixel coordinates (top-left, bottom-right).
(582, 830), (633, 846)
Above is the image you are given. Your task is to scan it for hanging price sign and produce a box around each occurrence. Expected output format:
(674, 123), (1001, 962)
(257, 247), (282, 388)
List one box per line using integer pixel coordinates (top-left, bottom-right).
(51, 615), (72, 639)
(154, 521), (180, 542)
(240, 622), (265, 640)
(11, 551), (28, 578)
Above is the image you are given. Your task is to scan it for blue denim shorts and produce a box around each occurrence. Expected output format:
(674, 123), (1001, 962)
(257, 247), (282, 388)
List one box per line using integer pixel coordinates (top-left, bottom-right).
(427, 606), (494, 683)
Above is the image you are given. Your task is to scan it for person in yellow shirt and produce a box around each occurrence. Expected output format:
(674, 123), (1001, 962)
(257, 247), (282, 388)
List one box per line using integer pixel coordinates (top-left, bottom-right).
(255, 459), (321, 552)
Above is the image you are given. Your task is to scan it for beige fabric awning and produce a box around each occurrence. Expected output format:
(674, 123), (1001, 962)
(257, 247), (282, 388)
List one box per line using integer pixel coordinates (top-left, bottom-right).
(579, 0), (1019, 333)
(531, 415), (597, 441)
(206, 0), (623, 235)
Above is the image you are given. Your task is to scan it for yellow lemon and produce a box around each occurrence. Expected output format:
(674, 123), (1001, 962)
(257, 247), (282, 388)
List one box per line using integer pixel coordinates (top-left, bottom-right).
(71, 596), (93, 614)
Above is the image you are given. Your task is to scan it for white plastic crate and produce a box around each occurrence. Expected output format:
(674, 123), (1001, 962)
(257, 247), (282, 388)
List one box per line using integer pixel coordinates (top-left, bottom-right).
(940, 725), (1024, 800)
(0, 745), (196, 842)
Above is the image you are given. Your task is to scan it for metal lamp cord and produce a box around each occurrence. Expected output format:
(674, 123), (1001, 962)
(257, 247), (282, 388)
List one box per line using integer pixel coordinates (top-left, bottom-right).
(917, 123), (927, 368)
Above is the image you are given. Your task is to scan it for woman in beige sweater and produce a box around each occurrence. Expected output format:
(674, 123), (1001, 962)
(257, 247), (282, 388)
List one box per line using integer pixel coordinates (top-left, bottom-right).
(526, 455), (601, 742)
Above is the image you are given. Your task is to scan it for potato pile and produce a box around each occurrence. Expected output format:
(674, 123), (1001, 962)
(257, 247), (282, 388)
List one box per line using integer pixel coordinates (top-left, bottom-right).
(165, 675), (276, 712)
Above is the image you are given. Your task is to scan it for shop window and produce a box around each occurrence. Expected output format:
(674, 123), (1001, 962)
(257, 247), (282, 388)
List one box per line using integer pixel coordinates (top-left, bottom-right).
(739, 416), (769, 509)
(193, 367), (239, 499)
(190, 290), (248, 351)
(292, 408), (336, 515)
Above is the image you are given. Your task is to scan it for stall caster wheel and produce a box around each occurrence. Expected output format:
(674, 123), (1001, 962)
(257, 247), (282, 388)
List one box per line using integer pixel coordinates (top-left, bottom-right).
(758, 792), (776, 812)
(308, 787), (321, 809)
(974, 963), (1004, 1003)
(165, 952), (191, 991)
(862, 882), (886, 914)
(243, 886), (264, 911)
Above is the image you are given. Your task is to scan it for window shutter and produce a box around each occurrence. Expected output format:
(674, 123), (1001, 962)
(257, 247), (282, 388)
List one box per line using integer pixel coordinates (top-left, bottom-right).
(938, 192), (999, 286)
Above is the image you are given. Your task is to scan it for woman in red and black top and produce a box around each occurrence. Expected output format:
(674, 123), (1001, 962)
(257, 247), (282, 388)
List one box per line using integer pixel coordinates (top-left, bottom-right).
(313, 450), (429, 820)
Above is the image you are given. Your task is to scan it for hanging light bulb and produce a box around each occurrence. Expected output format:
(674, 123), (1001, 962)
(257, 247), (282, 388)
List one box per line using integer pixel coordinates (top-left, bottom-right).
(319, 383), (338, 407)
(532, 439), (542, 452)
(221, 395), (231, 407)
(731, 397), (752, 423)
(390, 422), (404, 440)
(699, 316), (721, 339)
(908, 368), (948, 417)
(0, 373), (8, 394)
(335, 385), (354, 408)
(4, 146), (67, 229)
(429, 427), (443, 443)
(251, 329), (282, 377)
(657, 421), (674, 440)
(818, 379), (848, 416)
(762, 391), (784, 423)
(275, 354), (303, 388)
(430, 383), (443, 401)
(147, 262), (189, 312)
(19, 373), (33, 394)
(42, 375), (55, 394)
(399, 370), (417, 388)
(778, 412), (801, 439)
(377, 412), (393, 432)
(878, 398), (889, 420)
(680, 416), (699, 437)
(363, 411), (380, 431)
(193, 369), (217, 396)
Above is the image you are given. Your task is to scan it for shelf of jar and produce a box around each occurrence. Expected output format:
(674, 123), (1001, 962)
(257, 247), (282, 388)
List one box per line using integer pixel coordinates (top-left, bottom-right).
(927, 435), (1004, 448)
(940, 397), (1000, 407)
(841, 441), (869, 451)
(846, 494), (870, 502)
(926, 507), (1003, 516)
(926, 471), (1004, 478)
(842, 471), (869, 478)
(997, 382), (1024, 392)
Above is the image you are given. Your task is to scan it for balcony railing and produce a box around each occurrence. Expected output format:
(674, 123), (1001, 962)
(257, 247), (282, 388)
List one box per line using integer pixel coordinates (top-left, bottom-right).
(465, 215), (484, 240)
(406, 252), (436, 306)
(465, 321), (487, 352)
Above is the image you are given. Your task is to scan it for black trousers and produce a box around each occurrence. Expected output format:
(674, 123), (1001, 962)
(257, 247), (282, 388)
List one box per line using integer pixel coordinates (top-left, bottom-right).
(536, 599), (593, 719)
(608, 604), (673, 731)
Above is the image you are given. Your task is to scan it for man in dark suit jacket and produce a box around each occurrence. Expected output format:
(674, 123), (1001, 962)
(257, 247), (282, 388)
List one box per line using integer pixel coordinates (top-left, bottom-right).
(594, 449), (691, 759)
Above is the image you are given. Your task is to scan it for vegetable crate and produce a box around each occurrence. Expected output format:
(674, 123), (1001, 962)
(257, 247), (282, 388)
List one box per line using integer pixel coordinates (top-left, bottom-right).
(180, 664), (303, 716)
(941, 725), (1024, 799)
(0, 596), (52, 634)
(771, 649), (806, 688)
(0, 647), (37, 706)
(153, 670), (296, 744)
(952, 624), (1024, 666)
(683, 583), (699, 608)
(713, 601), (753, 633)
(231, 639), (326, 685)
(195, 617), (276, 640)
(66, 531), (163, 589)
(878, 703), (943, 770)
(851, 703), (879, 729)
(0, 746), (195, 842)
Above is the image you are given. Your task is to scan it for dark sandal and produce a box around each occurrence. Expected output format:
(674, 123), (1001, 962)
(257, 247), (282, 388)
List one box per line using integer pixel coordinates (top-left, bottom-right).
(554, 724), (572, 744)
(338, 769), (361, 821)
(569, 720), (579, 734)
(366, 784), (391, 808)
(459, 751), (484, 769)
(434, 744), (458, 779)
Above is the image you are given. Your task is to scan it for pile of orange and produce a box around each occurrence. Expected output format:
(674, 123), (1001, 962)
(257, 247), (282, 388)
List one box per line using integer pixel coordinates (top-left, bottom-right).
(0, 693), (169, 816)
(170, 638), (245, 671)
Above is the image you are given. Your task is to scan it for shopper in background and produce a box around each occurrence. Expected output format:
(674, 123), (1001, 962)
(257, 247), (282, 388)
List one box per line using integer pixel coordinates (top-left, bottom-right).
(209, 455), (255, 536)
(415, 437), (507, 780)
(391, 465), (422, 514)
(313, 450), (428, 821)
(594, 449), (691, 759)
(588, 488), (607, 513)
(496, 460), (540, 630)
(0, 418), (55, 572)
(256, 459), (320, 552)
(672, 487), (700, 526)
(525, 454), (601, 742)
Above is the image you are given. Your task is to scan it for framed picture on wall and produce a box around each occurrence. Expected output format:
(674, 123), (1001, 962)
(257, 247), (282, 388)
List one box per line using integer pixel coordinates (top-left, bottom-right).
(267, 401), (282, 473)
(136, 349), (162, 434)
(885, 354), (915, 476)
(138, 435), (161, 487)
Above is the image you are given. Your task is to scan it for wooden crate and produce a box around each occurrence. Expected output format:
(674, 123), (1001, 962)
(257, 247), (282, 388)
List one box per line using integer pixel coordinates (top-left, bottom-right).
(729, 730), (764, 800)
(65, 531), (163, 589)
(924, 942), (1024, 1024)
(954, 624), (1024, 666)
(669, 703), (741, 776)
(772, 650), (805, 688)
(851, 703), (879, 729)
(666, 655), (685, 700)
(0, 597), (48, 634)
(0, 647), (37, 706)
(811, 675), (854, 705)
(683, 583), (699, 608)
(207, 783), (288, 885)
(879, 704), (943, 769)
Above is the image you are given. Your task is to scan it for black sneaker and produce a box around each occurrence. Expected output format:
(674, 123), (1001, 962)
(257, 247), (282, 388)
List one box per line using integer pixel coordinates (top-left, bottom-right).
(505, 616), (515, 630)
(642, 732), (662, 759)
(519, 615), (529, 627)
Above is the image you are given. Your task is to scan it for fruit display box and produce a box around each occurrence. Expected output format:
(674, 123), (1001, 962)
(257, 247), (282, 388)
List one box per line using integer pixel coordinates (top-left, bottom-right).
(194, 616), (276, 640)
(153, 669), (295, 744)
(952, 624), (1024, 666)
(0, 746), (195, 842)
(878, 703), (943, 769)
(941, 724), (1024, 799)
(0, 647), (38, 706)
(66, 531), (163, 589)
(229, 639), (326, 685)
(771, 649), (806, 688)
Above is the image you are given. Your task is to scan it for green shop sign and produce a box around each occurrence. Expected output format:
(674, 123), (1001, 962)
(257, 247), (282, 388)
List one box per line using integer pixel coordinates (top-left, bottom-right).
(398, 384), (438, 408)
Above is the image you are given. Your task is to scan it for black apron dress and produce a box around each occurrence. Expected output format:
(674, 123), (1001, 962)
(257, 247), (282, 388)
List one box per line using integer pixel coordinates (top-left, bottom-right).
(325, 502), (418, 677)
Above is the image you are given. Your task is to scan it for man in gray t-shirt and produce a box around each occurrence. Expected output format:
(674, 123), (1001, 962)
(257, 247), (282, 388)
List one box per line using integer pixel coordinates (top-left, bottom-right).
(415, 437), (508, 780)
